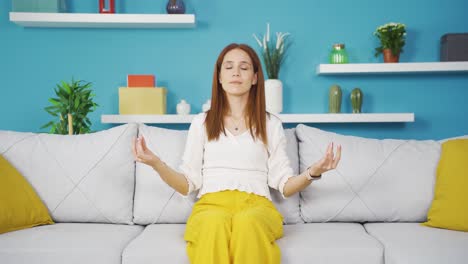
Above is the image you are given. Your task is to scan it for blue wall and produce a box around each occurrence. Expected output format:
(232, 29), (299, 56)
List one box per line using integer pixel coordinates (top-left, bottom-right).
(1, 0), (467, 139)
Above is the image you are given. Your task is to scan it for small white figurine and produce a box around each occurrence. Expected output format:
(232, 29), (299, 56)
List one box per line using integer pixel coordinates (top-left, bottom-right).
(202, 99), (211, 112)
(176, 99), (191, 115)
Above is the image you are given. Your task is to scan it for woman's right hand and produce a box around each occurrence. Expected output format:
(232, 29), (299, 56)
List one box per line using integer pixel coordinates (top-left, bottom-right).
(132, 136), (159, 168)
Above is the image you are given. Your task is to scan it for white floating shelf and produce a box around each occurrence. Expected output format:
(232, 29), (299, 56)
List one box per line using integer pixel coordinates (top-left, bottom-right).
(101, 113), (415, 124)
(316, 62), (468, 75)
(9, 12), (195, 28)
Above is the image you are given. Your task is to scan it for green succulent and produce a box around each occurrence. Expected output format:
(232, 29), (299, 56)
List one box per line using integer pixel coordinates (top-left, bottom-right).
(374, 22), (406, 57)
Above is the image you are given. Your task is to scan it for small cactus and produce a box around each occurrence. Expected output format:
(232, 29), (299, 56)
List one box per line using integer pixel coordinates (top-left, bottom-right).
(350, 88), (363, 113)
(328, 85), (342, 113)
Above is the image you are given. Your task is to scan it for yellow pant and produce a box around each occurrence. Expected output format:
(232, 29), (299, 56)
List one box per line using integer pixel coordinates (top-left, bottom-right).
(184, 190), (284, 264)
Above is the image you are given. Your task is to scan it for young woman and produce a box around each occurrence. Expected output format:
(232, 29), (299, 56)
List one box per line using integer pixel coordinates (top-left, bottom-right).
(132, 43), (341, 264)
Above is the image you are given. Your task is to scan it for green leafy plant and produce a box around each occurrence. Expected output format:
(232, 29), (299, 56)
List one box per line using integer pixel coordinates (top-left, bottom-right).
(252, 23), (291, 79)
(41, 79), (98, 135)
(374, 22), (406, 57)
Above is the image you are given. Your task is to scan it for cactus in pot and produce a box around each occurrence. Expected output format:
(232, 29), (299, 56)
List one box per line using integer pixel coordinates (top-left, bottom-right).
(350, 87), (363, 113)
(328, 84), (342, 113)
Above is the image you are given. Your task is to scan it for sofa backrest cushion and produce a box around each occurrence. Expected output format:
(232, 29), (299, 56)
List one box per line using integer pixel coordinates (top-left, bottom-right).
(133, 124), (302, 225)
(0, 124), (137, 224)
(296, 124), (441, 223)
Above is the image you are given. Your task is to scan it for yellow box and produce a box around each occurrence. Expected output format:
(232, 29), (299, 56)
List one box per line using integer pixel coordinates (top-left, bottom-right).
(119, 87), (167, 114)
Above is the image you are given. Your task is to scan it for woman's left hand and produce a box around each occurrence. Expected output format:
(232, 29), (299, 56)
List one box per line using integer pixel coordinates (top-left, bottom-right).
(308, 142), (342, 176)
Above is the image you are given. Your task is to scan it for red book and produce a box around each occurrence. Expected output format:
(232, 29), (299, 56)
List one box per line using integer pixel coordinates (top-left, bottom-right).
(99, 0), (115, 13)
(127, 75), (155, 87)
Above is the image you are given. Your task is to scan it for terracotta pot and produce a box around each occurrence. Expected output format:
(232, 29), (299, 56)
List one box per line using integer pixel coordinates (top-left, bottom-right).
(383, 49), (400, 63)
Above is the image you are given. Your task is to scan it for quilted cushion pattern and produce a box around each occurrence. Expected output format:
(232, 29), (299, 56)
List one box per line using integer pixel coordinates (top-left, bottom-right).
(296, 125), (441, 222)
(133, 124), (302, 225)
(0, 124), (137, 224)
(133, 124), (194, 224)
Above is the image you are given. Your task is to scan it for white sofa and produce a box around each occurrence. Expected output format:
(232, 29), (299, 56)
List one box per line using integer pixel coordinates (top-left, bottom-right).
(1, 123), (467, 264)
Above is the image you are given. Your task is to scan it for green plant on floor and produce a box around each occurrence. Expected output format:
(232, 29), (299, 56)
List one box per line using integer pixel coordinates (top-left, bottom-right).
(41, 79), (98, 135)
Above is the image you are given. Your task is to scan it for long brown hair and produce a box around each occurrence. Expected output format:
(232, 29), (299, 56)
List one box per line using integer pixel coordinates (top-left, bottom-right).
(205, 43), (268, 145)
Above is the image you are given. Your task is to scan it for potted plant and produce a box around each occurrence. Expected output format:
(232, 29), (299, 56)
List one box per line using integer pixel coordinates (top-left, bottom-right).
(41, 79), (98, 135)
(374, 22), (406, 63)
(252, 23), (291, 113)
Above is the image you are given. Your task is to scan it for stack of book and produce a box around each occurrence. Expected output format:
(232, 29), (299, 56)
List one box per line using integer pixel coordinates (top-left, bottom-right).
(119, 75), (167, 115)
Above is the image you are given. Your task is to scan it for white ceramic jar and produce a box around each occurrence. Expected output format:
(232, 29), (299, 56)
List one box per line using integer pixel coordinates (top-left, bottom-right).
(176, 99), (191, 115)
(202, 99), (211, 112)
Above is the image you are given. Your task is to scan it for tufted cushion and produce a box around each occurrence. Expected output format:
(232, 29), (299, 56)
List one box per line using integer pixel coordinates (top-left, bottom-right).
(133, 124), (302, 225)
(133, 124), (194, 225)
(296, 124), (441, 223)
(0, 124), (137, 224)
(274, 128), (302, 224)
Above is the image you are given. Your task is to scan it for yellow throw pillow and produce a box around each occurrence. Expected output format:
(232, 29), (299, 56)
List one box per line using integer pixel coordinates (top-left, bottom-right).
(0, 155), (54, 234)
(423, 139), (468, 232)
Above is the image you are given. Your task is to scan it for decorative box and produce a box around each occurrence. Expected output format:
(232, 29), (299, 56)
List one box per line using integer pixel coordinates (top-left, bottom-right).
(12, 0), (67, 13)
(440, 33), (468, 61)
(127, 75), (156, 88)
(119, 87), (167, 115)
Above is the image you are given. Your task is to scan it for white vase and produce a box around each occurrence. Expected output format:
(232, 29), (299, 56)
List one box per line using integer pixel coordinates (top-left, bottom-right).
(264, 79), (283, 114)
(176, 99), (190, 115)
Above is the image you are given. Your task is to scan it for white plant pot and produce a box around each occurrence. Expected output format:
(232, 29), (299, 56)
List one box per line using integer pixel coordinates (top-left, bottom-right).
(264, 79), (283, 114)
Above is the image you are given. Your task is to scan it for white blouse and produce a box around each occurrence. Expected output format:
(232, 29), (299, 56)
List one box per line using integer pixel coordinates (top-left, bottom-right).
(179, 112), (294, 200)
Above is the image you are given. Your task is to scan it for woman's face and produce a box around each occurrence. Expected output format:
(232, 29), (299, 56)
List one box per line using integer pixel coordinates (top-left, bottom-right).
(219, 48), (258, 97)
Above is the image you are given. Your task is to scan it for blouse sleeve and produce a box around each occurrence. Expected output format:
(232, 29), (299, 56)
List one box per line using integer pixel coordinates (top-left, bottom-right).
(178, 113), (206, 196)
(267, 115), (295, 199)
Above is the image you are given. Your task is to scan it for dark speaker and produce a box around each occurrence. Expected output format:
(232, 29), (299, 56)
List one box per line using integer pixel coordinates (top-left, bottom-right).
(440, 33), (468, 61)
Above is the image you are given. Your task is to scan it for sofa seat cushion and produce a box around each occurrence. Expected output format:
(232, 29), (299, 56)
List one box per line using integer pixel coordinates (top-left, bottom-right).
(123, 224), (189, 264)
(0, 223), (143, 264)
(123, 223), (383, 264)
(278, 223), (383, 264)
(364, 223), (468, 264)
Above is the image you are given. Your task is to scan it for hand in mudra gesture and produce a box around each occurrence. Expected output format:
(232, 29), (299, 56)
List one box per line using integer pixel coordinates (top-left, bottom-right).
(132, 136), (159, 167)
(308, 142), (342, 176)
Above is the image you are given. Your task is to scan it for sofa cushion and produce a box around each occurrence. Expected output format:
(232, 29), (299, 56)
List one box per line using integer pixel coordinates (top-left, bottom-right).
(0, 124), (137, 224)
(296, 124), (441, 222)
(278, 223), (383, 264)
(0, 155), (54, 234)
(124, 223), (383, 264)
(133, 124), (194, 225)
(122, 224), (189, 264)
(0, 223), (143, 264)
(133, 124), (302, 225)
(274, 128), (302, 224)
(424, 139), (468, 231)
(364, 223), (468, 264)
